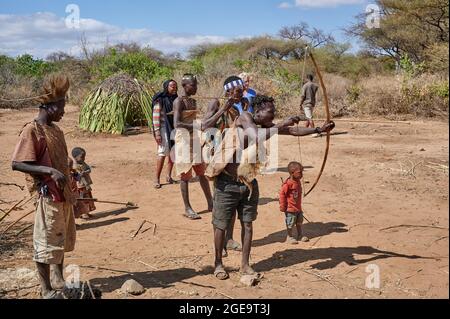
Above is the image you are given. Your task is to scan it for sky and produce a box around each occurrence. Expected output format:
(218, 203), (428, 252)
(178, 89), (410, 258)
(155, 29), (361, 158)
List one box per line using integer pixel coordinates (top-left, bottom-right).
(0, 0), (371, 58)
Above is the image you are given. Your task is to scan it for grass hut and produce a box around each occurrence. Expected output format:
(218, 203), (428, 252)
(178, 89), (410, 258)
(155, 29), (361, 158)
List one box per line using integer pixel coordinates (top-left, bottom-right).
(79, 73), (153, 134)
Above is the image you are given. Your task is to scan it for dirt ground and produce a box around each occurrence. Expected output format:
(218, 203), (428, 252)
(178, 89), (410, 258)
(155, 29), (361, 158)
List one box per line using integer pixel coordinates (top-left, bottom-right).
(0, 105), (448, 299)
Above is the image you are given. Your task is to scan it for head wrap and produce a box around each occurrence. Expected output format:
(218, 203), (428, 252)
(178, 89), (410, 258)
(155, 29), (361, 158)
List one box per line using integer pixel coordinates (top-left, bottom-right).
(223, 76), (244, 91)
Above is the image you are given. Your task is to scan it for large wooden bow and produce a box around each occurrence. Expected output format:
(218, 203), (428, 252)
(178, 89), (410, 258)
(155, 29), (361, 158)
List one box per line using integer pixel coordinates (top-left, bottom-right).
(303, 50), (331, 198)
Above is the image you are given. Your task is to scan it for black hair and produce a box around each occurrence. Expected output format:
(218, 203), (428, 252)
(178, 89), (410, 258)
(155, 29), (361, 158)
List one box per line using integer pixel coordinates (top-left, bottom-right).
(182, 74), (197, 84)
(307, 74), (314, 81)
(253, 95), (275, 111)
(288, 161), (303, 174)
(72, 147), (86, 159)
(223, 75), (242, 87)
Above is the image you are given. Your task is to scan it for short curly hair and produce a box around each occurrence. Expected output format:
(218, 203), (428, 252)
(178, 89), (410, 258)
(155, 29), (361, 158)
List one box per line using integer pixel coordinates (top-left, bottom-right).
(253, 95), (275, 111)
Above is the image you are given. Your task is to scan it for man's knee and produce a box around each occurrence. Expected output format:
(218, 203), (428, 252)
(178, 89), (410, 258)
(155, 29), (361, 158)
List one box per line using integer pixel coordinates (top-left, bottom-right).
(242, 222), (253, 231)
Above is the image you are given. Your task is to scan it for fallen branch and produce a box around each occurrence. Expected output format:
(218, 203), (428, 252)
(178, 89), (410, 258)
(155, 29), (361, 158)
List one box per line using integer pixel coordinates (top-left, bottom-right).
(0, 198), (26, 224)
(217, 291), (235, 299)
(136, 260), (158, 271)
(0, 182), (25, 191)
(434, 236), (449, 244)
(300, 269), (340, 290)
(379, 224), (449, 232)
(132, 220), (148, 239)
(86, 280), (96, 300)
(0, 284), (40, 294)
(1, 209), (34, 236)
(132, 220), (156, 239)
(15, 223), (33, 237)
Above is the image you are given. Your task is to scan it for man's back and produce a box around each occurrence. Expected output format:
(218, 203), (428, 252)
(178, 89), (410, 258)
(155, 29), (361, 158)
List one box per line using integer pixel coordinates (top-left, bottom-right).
(301, 81), (319, 107)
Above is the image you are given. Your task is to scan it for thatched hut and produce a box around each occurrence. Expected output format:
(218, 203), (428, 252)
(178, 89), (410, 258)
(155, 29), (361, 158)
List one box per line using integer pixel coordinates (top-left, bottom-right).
(79, 73), (153, 134)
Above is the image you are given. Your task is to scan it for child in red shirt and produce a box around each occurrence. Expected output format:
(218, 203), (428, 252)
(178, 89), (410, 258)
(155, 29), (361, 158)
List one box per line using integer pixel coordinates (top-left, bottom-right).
(279, 162), (309, 245)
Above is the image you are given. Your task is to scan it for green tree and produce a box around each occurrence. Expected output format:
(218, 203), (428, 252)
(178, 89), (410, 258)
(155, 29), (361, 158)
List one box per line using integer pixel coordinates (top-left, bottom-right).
(347, 0), (449, 65)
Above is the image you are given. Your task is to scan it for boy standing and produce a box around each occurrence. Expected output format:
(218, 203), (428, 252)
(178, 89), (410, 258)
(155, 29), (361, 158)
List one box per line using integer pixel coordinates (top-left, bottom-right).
(71, 147), (96, 219)
(279, 162), (310, 245)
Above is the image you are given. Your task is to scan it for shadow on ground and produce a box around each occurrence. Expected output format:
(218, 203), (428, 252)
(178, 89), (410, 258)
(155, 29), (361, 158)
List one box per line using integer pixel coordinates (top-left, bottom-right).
(253, 246), (425, 272)
(90, 266), (213, 293)
(253, 222), (348, 247)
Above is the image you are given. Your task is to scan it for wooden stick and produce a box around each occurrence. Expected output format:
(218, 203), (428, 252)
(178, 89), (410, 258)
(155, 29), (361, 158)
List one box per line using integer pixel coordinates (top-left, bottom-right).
(217, 291), (235, 299)
(380, 224), (449, 232)
(300, 269), (340, 290)
(1, 209), (34, 236)
(0, 198), (26, 224)
(0, 183), (25, 191)
(86, 280), (96, 300)
(132, 220), (148, 239)
(78, 198), (137, 207)
(311, 119), (411, 125)
(182, 96), (227, 101)
(15, 223), (33, 237)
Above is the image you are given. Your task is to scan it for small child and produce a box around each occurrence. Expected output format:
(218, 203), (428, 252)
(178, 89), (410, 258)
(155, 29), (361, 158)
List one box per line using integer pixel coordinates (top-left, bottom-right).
(279, 161), (310, 245)
(71, 147), (96, 220)
(68, 157), (82, 219)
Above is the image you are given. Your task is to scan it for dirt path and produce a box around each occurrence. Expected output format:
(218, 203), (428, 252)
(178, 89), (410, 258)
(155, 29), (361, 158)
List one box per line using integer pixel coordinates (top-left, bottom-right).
(0, 105), (448, 299)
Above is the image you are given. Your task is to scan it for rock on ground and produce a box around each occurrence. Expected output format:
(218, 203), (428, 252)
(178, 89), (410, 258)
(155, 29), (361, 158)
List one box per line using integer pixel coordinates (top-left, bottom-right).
(120, 279), (145, 296)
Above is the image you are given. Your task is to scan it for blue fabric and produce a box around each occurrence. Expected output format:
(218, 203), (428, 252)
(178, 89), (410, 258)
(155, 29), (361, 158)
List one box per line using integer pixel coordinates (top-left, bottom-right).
(244, 88), (257, 114)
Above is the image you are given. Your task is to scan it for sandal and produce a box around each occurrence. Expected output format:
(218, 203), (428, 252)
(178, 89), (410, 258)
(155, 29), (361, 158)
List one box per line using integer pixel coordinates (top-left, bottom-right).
(154, 182), (162, 189)
(184, 211), (202, 220)
(81, 213), (92, 220)
(214, 268), (229, 281)
(166, 177), (176, 184)
(226, 240), (242, 252)
(42, 290), (64, 299)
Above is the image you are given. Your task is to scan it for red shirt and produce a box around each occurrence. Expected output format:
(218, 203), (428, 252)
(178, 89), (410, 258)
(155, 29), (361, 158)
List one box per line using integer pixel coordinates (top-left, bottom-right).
(279, 178), (302, 213)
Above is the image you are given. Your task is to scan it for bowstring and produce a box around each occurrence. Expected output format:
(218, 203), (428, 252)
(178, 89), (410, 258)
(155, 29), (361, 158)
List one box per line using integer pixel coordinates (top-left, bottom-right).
(298, 46), (309, 197)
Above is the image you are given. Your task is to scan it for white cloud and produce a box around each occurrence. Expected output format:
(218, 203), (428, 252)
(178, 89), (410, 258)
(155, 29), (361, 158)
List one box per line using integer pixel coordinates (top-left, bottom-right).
(279, 0), (364, 9)
(0, 12), (230, 58)
(278, 2), (293, 9)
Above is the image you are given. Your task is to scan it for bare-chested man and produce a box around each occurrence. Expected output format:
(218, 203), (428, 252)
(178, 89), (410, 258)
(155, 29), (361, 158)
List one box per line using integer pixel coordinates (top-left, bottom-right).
(202, 76), (248, 255)
(207, 94), (335, 280)
(173, 74), (213, 220)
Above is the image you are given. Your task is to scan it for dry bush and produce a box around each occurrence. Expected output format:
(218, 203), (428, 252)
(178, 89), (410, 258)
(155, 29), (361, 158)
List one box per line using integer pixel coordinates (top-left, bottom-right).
(353, 73), (449, 118)
(0, 77), (39, 109)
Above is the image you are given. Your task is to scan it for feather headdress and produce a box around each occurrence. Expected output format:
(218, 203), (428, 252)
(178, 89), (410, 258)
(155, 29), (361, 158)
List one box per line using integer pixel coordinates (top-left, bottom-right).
(38, 74), (70, 105)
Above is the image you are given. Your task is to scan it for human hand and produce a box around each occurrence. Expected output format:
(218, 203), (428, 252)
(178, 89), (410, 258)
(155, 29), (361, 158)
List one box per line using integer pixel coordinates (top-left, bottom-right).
(282, 116), (301, 127)
(320, 121), (336, 133)
(155, 134), (162, 145)
(50, 168), (67, 190)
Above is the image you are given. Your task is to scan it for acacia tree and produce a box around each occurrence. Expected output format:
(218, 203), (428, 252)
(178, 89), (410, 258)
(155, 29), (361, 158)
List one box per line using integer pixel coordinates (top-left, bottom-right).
(279, 22), (335, 48)
(346, 0), (449, 66)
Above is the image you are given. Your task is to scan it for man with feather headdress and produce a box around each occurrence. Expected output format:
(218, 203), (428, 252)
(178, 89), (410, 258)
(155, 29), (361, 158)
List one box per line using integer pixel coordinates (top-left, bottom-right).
(12, 74), (76, 299)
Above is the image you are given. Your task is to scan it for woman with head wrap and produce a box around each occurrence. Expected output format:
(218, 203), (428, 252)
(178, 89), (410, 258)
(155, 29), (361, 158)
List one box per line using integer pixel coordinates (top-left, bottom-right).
(152, 79), (178, 189)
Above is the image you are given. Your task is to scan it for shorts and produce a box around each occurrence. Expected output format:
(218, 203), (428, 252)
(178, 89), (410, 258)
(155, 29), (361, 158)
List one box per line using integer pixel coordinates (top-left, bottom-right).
(157, 130), (171, 157)
(304, 105), (315, 120)
(212, 173), (259, 231)
(285, 212), (303, 229)
(33, 196), (76, 264)
(180, 163), (206, 182)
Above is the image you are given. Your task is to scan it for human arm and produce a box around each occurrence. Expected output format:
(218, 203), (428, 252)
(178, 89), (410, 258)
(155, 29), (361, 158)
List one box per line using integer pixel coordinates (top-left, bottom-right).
(12, 162), (66, 190)
(152, 102), (162, 145)
(201, 98), (235, 130)
(11, 125), (67, 189)
(279, 184), (288, 213)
